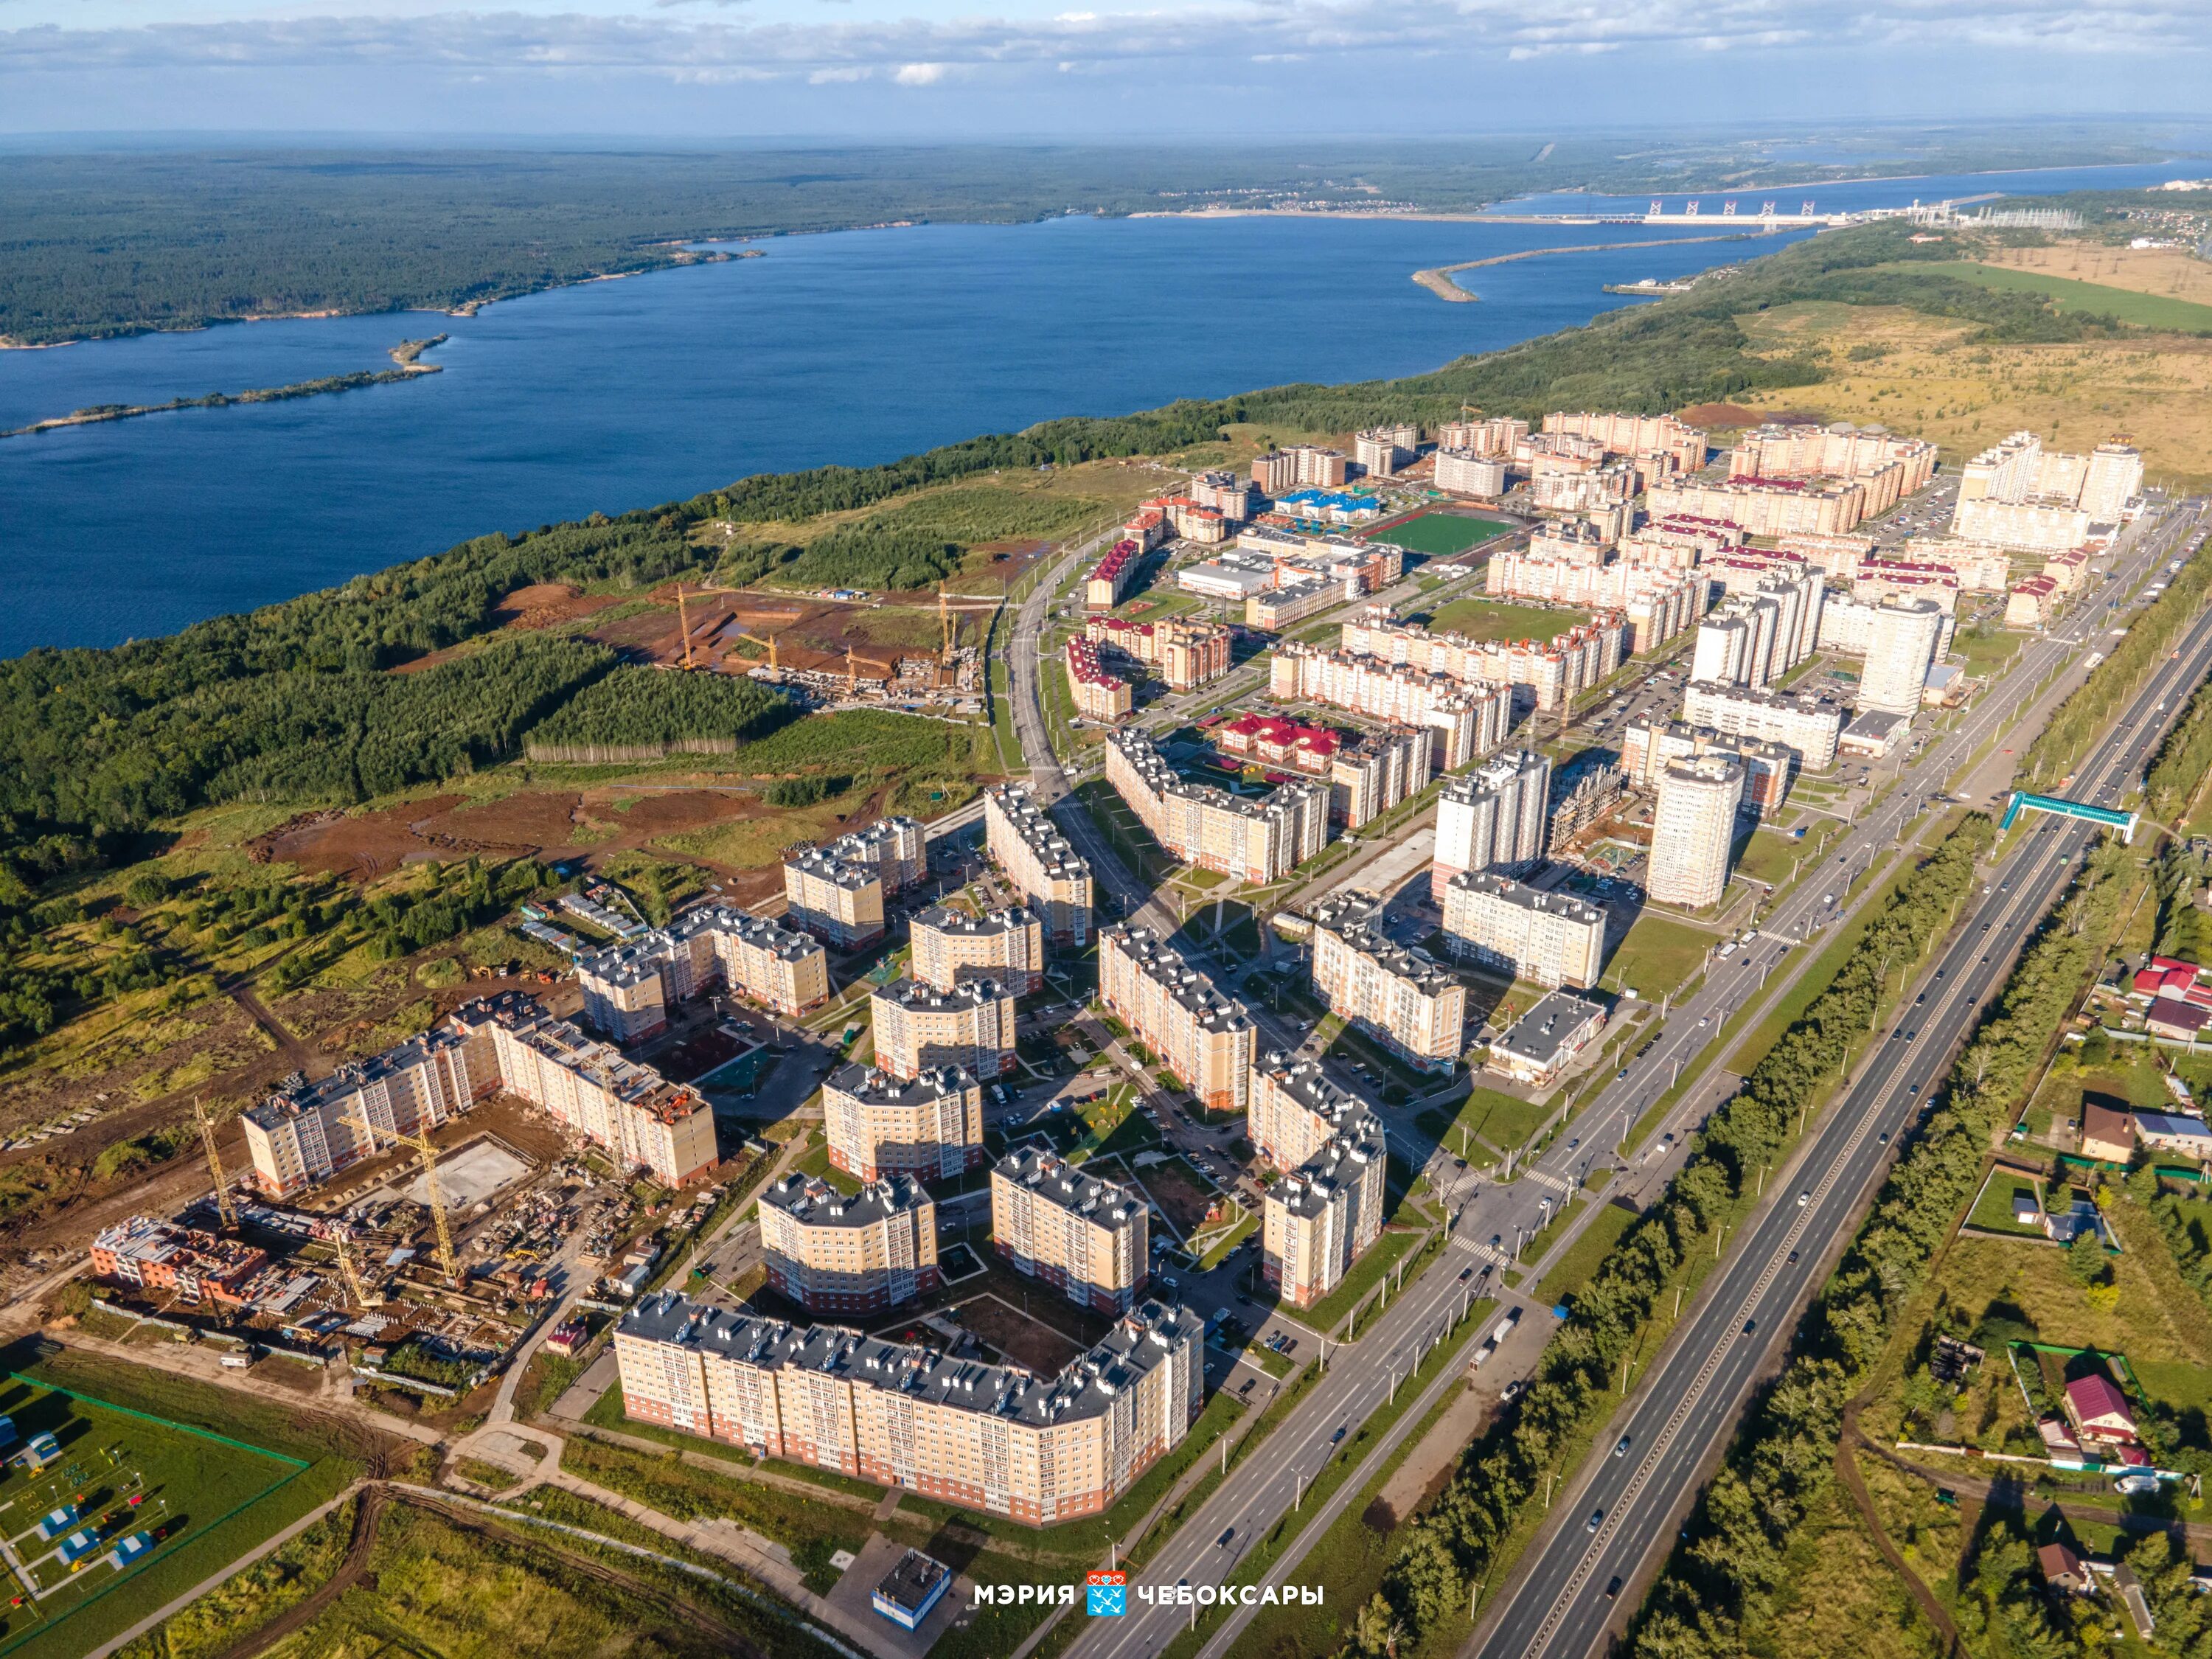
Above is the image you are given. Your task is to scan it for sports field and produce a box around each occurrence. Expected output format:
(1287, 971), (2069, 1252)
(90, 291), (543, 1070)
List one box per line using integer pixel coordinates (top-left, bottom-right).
(1911, 262), (2212, 334)
(1363, 512), (1512, 557)
(0, 1375), (308, 1659)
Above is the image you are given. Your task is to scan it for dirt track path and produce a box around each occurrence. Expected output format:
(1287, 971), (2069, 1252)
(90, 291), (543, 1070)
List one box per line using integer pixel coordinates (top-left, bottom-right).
(1834, 1411), (1964, 1657)
(212, 1484), (388, 1659)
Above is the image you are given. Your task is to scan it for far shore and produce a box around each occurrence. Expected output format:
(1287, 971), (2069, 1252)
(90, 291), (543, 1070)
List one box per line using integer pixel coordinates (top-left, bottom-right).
(1410, 230), (1767, 303)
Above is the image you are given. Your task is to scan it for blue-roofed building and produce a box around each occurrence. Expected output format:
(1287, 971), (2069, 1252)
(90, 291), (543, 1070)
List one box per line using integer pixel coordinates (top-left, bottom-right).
(19, 1431), (60, 1470)
(1276, 489), (1382, 525)
(59, 1529), (101, 1565)
(0, 1413), (17, 1452)
(37, 1503), (80, 1542)
(105, 1531), (153, 1571)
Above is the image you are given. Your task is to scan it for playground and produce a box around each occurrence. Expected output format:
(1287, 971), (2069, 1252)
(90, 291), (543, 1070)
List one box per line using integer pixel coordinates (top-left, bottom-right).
(0, 1379), (304, 1656)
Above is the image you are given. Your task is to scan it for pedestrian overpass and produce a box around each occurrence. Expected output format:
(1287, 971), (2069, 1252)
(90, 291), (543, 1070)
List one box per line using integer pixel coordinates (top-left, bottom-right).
(1998, 791), (2140, 844)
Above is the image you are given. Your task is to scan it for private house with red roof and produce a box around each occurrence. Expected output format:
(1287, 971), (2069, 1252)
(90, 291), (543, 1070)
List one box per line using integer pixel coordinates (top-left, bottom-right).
(2065, 1373), (2139, 1448)
(1215, 714), (1341, 777)
(2131, 956), (2212, 1005)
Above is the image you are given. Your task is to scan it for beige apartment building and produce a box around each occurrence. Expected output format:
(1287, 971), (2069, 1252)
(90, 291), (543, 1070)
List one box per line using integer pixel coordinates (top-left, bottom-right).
(1442, 872), (1607, 990)
(1727, 422), (1938, 515)
(243, 1023), (481, 1197)
(1432, 751), (1551, 898)
(1543, 410), (1710, 472)
(1064, 637), (1133, 723)
(1098, 926), (1255, 1115)
(869, 977), (1018, 1082)
(1340, 606), (1628, 715)
(911, 904), (1044, 996)
(1264, 1113), (1389, 1309)
(782, 847), (886, 950)
(822, 1062), (985, 1181)
(615, 1293), (1203, 1524)
(1647, 477), (1871, 538)
(1085, 616), (1234, 692)
(759, 1174), (939, 1316)
(1105, 729), (1329, 886)
(1955, 431), (2141, 549)
(990, 1149), (1149, 1315)
(984, 783), (1093, 947)
(1680, 681), (1845, 771)
(1329, 726), (1433, 830)
(577, 906), (829, 1040)
(1267, 643), (1511, 772)
(1307, 891), (1467, 1073)
(1248, 1051), (1374, 1174)
(1252, 445), (1349, 493)
(1649, 754), (1745, 909)
(1858, 597), (1946, 717)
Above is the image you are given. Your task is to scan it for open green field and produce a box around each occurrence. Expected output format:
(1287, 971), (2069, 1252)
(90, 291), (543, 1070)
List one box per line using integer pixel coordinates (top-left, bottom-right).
(1949, 622), (2025, 676)
(1425, 597), (1589, 644)
(1965, 1168), (2047, 1237)
(1419, 1085), (1552, 1160)
(1363, 513), (1512, 558)
(0, 1360), (342, 1659)
(1907, 261), (2212, 334)
(1599, 911), (1713, 998)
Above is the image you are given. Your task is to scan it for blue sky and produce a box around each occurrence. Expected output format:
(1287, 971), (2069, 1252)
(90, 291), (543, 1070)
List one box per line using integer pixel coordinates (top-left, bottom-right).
(1, 0), (2207, 135)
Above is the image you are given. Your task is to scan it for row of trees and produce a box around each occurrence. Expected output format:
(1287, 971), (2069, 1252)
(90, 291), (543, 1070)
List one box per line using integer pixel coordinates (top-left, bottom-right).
(1345, 818), (1994, 1653)
(1626, 832), (2134, 1659)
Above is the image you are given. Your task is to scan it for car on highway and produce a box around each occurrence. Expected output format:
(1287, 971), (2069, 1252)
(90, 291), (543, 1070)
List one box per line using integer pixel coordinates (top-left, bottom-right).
(1460, 1267), (1475, 1281)
(1606, 1576), (1624, 1600)
(1587, 1509), (1605, 1533)
(1797, 1191), (1809, 1207)
(1614, 1435), (1632, 1457)
(1332, 1425), (1347, 1444)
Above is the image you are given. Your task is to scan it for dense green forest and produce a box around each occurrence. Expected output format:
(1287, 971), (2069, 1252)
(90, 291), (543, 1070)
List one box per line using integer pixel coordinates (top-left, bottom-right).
(0, 219), (2148, 930)
(524, 667), (799, 758)
(0, 126), (2178, 343)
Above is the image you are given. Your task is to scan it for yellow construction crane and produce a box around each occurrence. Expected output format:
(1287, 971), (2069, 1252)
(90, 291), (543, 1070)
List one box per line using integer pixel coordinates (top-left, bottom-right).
(677, 582), (696, 670)
(193, 1096), (236, 1230)
(330, 1223), (375, 1310)
(845, 644), (858, 698)
(939, 591), (954, 665)
(767, 631), (779, 672)
(398, 1126), (459, 1288)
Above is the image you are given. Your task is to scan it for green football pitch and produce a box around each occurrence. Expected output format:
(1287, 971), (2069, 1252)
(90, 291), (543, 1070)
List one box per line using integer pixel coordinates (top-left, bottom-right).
(1363, 512), (1512, 557)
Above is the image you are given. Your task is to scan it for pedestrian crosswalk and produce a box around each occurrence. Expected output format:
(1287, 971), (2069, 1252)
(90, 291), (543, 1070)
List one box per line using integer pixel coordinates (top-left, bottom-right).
(1520, 1169), (1573, 1195)
(1453, 1234), (1513, 1267)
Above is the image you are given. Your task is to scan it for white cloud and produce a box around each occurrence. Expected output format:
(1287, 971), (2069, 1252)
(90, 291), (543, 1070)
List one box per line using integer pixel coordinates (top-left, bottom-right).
(0, 0), (2200, 88)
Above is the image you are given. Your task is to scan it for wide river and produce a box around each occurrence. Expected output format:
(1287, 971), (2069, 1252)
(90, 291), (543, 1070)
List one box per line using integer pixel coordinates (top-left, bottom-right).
(0, 160), (2198, 657)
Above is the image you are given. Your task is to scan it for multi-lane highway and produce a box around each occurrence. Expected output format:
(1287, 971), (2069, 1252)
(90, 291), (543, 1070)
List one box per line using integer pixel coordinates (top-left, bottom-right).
(1475, 495), (2212, 1659)
(1043, 493), (2206, 1659)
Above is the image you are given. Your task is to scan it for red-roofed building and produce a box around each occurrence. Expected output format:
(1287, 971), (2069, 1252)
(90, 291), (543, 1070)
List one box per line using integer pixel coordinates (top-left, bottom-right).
(1064, 639), (1132, 723)
(2065, 1374), (2138, 1447)
(1215, 714), (1341, 776)
(2006, 575), (2061, 628)
(1085, 540), (1142, 611)
(2147, 998), (2212, 1042)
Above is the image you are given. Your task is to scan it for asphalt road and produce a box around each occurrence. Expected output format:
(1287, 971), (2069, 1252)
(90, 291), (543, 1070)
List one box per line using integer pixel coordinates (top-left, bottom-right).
(1474, 495), (2212, 1659)
(1061, 496), (2207, 1659)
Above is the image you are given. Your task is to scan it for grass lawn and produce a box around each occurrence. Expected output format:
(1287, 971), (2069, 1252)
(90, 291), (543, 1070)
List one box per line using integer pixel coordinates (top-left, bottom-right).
(1363, 513), (1512, 557)
(1950, 625), (2025, 677)
(0, 1353), (360, 1659)
(1599, 911), (1714, 998)
(1537, 1200), (1644, 1307)
(1964, 1168), (2048, 1237)
(1423, 1085), (1553, 1159)
(1911, 261), (2212, 334)
(1734, 820), (1837, 888)
(1425, 597), (1590, 644)
(789, 1138), (861, 1196)
(1287, 1227), (1427, 1337)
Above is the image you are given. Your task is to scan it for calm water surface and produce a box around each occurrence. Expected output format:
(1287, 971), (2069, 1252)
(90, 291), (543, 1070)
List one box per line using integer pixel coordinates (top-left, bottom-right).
(3, 159), (2195, 657)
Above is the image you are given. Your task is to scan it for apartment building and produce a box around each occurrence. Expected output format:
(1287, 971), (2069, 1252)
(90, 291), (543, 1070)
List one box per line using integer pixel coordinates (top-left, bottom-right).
(1098, 926), (1254, 1114)
(1484, 553), (1702, 655)
(1340, 606), (1628, 715)
(759, 1174), (940, 1316)
(1858, 597), (1946, 717)
(1680, 681), (1844, 771)
(2007, 576), (2061, 627)
(1954, 432), (2142, 550)
(1262, 1110), (1388, 1310)
(577, 906), (829, 1039)
(1432, 751), (1551, 899)
(1649, 754), (1745, 909)
(1854, 558), (1960, 614)
(990, 1149), (1149, 1315)
(1438, 416), (1529, 456)
(823, 1062), (985, 1181)
(1441, 872), (1607, 990)
(1902, 537), (2023, 593)
(471, 1000), (722, 1186)
(1779, 529), (1879, 577)
(1308, 891), (1466, 1071)
(1355, 424), (1419, 476)
(1434, 451), (1510, 496)
(1253, 445), (1349, 493)
(782, 819), (923, 952)
(243, 1020), (479, 1197)
(92, 1216), (269, 1307)
(1622, 719), (1795, 818)
(1329, 726), (1434, 830)
(1104, 729), (1328, 885)
(1526, 520), (1615, 566)
(1065, 636), (1133, 723)
(870, 978), (1018, 1082)
(1084, 616), (1233, 692)
(1188, 470), (1259, 522)
(1544, 410), (1710, 473)
(910, 905), (1044, 996)
(1647, 476), (1870, 538)
(1216, 712), (1340, 775)
(1727, 422), (1938, 515)
(1267, 643), (1511, 771)
(1531, 461), (1641, 515)
(1623, 514), (1745, 568)
(614, 1292), (1202, 1524)
(1086, 539), (1141, 609)
(984, 783), (1093, 947)
(1248, 576), (1340, 633)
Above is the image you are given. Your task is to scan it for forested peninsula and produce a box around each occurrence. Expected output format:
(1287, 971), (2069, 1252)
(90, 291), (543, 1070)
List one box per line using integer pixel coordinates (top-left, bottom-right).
(1, 335), (448, 439)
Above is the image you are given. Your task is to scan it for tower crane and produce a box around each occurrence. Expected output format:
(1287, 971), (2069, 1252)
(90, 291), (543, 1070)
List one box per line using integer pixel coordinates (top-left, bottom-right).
(339, 1110), (459, 1288)
(193, 1096), (236, 1230)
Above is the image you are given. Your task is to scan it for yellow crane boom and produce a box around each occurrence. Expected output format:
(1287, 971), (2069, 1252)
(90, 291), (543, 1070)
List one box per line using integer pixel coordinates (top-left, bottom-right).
(193, 1097), (236, 1230)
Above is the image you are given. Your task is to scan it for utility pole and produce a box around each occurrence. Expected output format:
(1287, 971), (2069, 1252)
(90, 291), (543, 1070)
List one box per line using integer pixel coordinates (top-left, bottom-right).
(194, 1097), (235, 1231)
